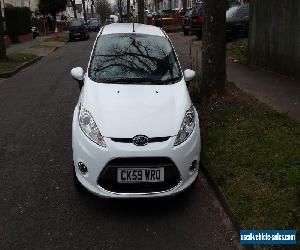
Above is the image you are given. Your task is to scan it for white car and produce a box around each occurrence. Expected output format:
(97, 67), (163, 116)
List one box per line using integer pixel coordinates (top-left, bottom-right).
(71, 23), (201, 198)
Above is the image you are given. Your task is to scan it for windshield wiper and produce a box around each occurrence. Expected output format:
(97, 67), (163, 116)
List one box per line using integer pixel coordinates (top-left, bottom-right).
(99, 77), (182, 84)
(99, 78), (140, 83)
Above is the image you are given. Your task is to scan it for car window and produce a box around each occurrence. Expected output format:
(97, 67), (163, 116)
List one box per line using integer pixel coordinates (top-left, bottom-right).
(89, 34), (182, 84)
(70, 20), (84, 27)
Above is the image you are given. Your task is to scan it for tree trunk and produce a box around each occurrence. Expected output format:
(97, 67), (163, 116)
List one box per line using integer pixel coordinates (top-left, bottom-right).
(138, 0), (144, 24)
(82, 0), (87, 22)
(71, 0), (77, 19)
(127, 0), (130, 22)
(0, 2), (7, 61)
(182, 0), (187, 12)
(91, 0), (94, 18)
(52, 14), (58, 34)
(201, 0), (226, 99)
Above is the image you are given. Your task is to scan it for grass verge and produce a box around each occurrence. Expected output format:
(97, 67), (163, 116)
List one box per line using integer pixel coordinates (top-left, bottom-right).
(0, 52), (38, 74)
(43, 34), (69, 43)
(191, 81), (300, 237)
(227, 38), (249, 65)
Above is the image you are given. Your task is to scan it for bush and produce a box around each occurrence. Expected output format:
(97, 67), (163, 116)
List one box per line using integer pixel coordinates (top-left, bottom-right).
(5, 7), (32, 43)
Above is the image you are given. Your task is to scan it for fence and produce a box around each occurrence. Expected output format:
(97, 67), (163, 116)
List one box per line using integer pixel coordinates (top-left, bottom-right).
(249, 0), (300, 79)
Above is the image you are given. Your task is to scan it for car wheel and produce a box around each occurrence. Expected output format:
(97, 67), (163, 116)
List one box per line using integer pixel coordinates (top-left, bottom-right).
(196, 33), (202, 39)
(183, 29), (189, 36)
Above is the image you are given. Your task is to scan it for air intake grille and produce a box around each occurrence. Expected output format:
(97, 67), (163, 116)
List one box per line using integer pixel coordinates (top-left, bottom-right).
(97, 157), (181, 193)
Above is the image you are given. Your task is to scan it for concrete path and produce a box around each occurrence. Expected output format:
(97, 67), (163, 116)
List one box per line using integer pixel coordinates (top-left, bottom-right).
(168, 32), (300, 122)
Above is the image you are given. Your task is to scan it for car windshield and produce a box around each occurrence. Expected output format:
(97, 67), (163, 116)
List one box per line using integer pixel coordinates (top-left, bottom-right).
(88, 34), (182, 84)
(90, 20), (98, 25)
(70, 20), (83, 27)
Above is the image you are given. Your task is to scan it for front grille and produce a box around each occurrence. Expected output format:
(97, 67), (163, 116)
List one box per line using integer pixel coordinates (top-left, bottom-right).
(110, 137), (170, 144)
(97, 157), (181, 193)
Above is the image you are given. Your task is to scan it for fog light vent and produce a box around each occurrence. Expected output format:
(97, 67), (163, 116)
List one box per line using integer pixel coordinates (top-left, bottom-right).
(189, 160), (198, 172)
(78, 162), (88, 175)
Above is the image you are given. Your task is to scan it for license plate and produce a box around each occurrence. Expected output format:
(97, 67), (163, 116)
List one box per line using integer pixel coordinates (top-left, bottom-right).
(74, 33), (80, 36)
(117, 168), (164, 183)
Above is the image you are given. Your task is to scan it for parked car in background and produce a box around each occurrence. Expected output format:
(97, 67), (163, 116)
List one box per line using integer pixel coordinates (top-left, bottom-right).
(190, 3), (204, 39)
(88, 19), (100, 32)
(153, 14), (163, 28)
(190, 0), (242, 39)
(226, 4), (249, 41)
(105, 18), (114, 25)
(109, 15), (119, 23)
(69, 19), (89, 41)
(31, 26), (39, 38)
(182, 8), (193, 36)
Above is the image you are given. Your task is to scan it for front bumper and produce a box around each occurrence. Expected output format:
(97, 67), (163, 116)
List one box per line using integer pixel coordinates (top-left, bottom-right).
(72, 106), (201, 198)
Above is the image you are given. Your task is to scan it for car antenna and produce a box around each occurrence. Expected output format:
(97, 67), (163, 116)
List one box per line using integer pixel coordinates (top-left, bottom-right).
(131, 5), (135, 32)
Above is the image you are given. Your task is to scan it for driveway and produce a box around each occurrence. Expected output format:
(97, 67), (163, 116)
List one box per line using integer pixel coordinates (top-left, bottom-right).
(0, 32), (239, 249)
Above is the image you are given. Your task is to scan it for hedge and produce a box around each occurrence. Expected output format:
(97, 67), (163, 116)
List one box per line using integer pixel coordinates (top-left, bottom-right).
(5, 7), (32, 43)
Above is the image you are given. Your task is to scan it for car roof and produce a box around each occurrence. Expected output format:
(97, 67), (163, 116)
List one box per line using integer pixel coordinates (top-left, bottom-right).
(101, 23), (166, 37)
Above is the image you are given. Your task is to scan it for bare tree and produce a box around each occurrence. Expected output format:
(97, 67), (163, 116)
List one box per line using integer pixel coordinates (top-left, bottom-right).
(201, 0), (226, 98)
(182, 0), (187, 12)
(0, 1), (7, 61)
(117, 0), (125, 22)
(127, 0), (130, 22)
(95, 0), (111, 24)
(70, 0), (77, 18)
(91, 0), (94, 17)
(137, 0), (144, 23)
(82, 0), (87, 22)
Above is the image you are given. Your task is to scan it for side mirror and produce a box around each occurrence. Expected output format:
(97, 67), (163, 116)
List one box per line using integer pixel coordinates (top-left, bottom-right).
(71, 67), (84, 81)
(71, 67), (84, 90)
(184, 69), (196, 82)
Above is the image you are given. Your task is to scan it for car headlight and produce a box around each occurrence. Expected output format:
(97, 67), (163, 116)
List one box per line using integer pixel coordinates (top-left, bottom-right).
(78, 106), (106, 147)
(174, 105), (196, 146)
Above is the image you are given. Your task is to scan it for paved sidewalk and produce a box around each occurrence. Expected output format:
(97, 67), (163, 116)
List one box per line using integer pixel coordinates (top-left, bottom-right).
(7, 36), (49, 54)
(227, 62), (300, 121)
(168, 32), (300, 122)
(5, 33), (69, 58)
